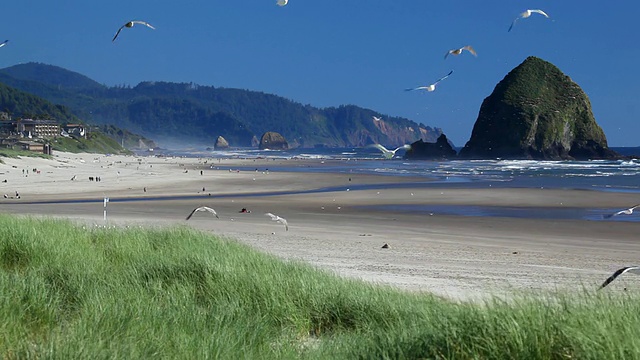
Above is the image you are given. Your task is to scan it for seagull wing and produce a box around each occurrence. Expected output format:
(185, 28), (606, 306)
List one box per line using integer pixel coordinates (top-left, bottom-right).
(265, 213), (278, 221)
(444, 50), (451, 59)
(508, 18), (518, 32)
(530, 9), (549, 18)
(463, 45), (477, 56)
(370, 143), (391, 155)
(185, 208), (198, 220)
(0, 40), (9, 48)
(433, 70), (454, 85)
(278, 218), (289, 231)
(112, 26), (125, 42)
(201, 206), (219, 218)
(600, 266), (640, 289)
(405, 86), (429, 91)
(133, 21), (156, 29)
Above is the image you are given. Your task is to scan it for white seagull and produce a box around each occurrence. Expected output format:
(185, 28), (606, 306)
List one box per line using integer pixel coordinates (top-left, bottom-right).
(445, 45), (477, 59)
(185, 206), (219, 220)
(265, 212), (288, 231)
(0, 40), (9, 48)
(599, 266), (640, 289)
(509, 9), (550, 32)
(405, 70), (454, 92)
(604, 204), (640, 219)
(112, 20), (156, 42)
(277, 0), (288, 6)
(369, 144), (411, 159)
(372, 116), (383, 122)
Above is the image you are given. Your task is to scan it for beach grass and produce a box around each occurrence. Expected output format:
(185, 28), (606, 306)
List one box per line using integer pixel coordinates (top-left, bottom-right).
(0, 148), (51, 161)
(1, 215), (640, 359)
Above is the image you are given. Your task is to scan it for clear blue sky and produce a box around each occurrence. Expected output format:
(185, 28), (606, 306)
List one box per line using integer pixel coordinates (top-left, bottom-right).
(1, 1), (638, 146)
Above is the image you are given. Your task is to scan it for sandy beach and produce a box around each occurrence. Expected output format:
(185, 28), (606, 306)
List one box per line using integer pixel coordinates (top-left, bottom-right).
(1, 151), (639, 301)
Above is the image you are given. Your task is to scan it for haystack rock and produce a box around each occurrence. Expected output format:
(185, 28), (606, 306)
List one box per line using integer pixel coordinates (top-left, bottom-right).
(459, 56), (620, 160)
(215, 136), (229, 149)
(259, 131), (289, 150)
(404, 134), (457, 160)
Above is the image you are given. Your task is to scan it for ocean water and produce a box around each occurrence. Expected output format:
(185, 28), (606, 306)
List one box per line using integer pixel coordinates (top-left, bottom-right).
(146, 146), (640, 222)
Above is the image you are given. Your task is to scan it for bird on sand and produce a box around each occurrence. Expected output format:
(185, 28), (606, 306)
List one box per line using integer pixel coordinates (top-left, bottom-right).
(445, 45), (476, 59)
(185, 206), (219, 220)
(369, 144), (411, 159)
(112, 20), (156, 42)
(604, 204), (640, 219)
(277, 0), (288, 6)
(508, 9), (550, 32)
(405, 70), (454, 92)
(265, 213), (288, 231)
(0, 40), (9, 48)
(599, 266), (640, 289)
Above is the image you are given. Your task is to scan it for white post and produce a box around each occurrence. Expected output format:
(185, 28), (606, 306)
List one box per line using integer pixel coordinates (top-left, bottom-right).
(103, 197), (109, 222)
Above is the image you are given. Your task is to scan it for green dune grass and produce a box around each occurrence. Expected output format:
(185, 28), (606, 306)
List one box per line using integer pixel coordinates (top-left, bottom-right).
(1, 215), (640, 359)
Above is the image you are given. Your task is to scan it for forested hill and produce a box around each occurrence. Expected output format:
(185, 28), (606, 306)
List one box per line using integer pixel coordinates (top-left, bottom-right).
(0, 62), (444, 148)
(0, 81), (80, 123)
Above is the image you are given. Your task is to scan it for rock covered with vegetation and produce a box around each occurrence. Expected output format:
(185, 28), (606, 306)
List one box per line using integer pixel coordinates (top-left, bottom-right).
(259, 131), (288, 150)
(404, 134), (457, 160)
(459, 56), (619, 160)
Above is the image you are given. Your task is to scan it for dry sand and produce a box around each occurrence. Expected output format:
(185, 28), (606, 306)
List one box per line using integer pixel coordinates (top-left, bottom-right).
(1, 151), (640, 301)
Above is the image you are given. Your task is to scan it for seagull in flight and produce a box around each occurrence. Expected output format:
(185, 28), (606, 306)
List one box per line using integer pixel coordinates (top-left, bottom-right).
(112, 20), (156, 42)
(0, 40), (9, 48)
(445, 45), (476, 59)
(604, 204), (640, 219)
(277, 0), (288, 6)
(265, 213), (288, 231)
(372, 116), (382, 122)
(185, 206), (219, 220)
(599, 266), (640, 289)
(369, 144), (411, 159)
(509, 9), (550, 32)
(405, 70), (454, 92)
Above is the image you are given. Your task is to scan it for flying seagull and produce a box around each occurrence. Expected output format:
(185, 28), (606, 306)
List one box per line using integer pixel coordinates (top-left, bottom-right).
(112, 20), (156, 42)
(277, 0), (288, 6)
(604, 204), (640, 219)
(369, 144), (411, 159)
(185, 206), (219, 220)
(372, 116), (382, 122)
(0, 40), (9, 48)
(265, 212), (288, 231)
(445, 45), (477, 59)
(599, 266), (640, 289)
(509, 9), (550, 32)
(405, 70), (454, 92)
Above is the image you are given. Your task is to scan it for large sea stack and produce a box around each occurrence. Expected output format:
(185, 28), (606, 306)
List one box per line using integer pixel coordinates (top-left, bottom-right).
(259, 131), (289, 150)
(459, 56), (619, 160)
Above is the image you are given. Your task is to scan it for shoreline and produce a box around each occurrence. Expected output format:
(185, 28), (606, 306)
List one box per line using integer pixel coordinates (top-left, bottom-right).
(1, 151), (640, 301)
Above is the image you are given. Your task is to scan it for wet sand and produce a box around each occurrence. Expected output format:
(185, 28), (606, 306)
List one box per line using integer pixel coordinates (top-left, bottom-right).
(1, 152), (639, 301)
